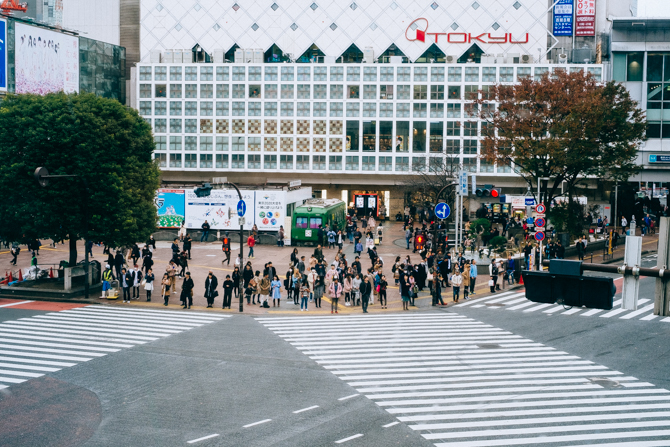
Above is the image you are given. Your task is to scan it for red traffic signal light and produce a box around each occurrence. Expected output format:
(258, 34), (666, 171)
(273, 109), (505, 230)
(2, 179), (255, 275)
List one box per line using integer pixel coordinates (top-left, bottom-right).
(490, 188), (501, 198)
(416, 235), (424, 244)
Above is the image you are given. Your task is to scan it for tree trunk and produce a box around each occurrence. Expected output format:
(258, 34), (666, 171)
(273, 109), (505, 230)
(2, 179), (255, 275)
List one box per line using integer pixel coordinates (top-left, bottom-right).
(69, 235), (78, 266)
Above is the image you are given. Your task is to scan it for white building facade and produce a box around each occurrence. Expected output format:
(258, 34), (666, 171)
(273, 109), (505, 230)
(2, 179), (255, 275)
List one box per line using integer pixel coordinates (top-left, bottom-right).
(134, 0), (615, 214)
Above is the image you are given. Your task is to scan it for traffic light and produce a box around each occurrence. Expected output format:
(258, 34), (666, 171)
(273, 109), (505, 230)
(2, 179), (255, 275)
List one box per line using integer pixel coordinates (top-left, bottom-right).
(194, 183), (212, 197)
(476, 185), (501, 198)
(222, 237), (230, 253)
(415, 234), (425, 251)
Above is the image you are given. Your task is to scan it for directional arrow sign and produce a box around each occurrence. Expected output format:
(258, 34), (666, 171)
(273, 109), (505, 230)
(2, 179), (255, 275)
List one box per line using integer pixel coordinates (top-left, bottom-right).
(237, 200), (246, 217)
(435, 202), (451, 220)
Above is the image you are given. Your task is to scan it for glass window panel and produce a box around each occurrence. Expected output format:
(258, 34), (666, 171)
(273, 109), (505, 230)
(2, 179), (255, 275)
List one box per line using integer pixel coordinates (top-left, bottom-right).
(185, 84), (197, 98)
(395, 156), (409, 171)
(330, 84), (343, 99)
(170, 66), (182, 81)
(264, 67), (278, 81)
(170, 119), (182, 133)
(627, 53), (644, 82)
(430, 121), (443, 153)
(314, 84), (327, 99)
(363, 121), (376, 152)
(216, 136), (229, 151)
(380, 85), (393, 100)
(346, 121), (359, 151)
(264, 102), (277, 116)
(216, 66), (229, 81)
(170, 84), (182, 98)
(297, 84), (310, 99)
(215, 154), (229, 168)
(448, 67), (462, 82)
(265, 84), (277, 99)
(396, 121), (409, 152)
(430, 103), (444, 118)
(413, 121), (426, 152)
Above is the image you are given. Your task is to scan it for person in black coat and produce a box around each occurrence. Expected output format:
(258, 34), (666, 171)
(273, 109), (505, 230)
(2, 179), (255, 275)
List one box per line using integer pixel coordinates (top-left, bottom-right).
(181, 272), (195, 309)
(264, 262), (277, 282)
(131, 243), (140, 265)
(142, 252), (153, 275)
(223, 275), (234, 309)
(114, 251), (124, 281)
(204, 271), (218, 308)
(183, 234), (193, 260)
(360, 276), (372, 313)
(171, 238), (180, 261)
(122, 268), (132, 303)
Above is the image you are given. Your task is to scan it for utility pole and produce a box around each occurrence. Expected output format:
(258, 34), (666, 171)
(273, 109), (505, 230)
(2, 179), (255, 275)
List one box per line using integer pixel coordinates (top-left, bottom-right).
(225, 182), (245, 312)
(655, 216), (670, 316)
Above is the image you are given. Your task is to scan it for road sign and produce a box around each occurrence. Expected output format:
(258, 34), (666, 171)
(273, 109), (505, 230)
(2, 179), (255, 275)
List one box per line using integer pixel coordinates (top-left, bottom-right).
(238, 217), (245, 226)
(534, 231), (545, 242)
(237, 200), (246, 217)
(535, 203), (546, 214)
(526, 217), (535, 225)
(459, 171), (468, 195)
(471, 175), (476, 197)
(525, 198), (536, 206)
(535, 217), (546, 228)
(435, 202), (451, 220)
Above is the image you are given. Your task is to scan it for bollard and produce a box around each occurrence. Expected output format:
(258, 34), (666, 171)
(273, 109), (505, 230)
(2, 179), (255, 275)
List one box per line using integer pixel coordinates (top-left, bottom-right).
(621, 235), (642, 310)
(655, 217), (670, 316)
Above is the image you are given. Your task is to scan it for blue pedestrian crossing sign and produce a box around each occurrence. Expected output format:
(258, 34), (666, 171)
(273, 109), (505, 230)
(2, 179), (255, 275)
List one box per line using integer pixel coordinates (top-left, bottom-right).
(435, 202), (451, 220)
(237, 200), (246, 217)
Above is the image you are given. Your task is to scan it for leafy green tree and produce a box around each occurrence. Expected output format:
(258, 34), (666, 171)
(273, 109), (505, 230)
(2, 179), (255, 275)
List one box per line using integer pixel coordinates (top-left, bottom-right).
(0, 92), (161, 265)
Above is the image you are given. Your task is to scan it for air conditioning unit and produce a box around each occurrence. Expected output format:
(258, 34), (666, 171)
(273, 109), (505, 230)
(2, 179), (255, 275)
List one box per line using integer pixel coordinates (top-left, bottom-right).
(324, 56), (337, 64)
(253, 49), (264, 63)
(521, 54), (532, 64)
(445, 55), (456, 63)
(506, 53), (520, 64)
(150, 50), (162, 63)
(390, 55), (403, 64)
(162, 50), (174, 63)
(481, 54), (496, 63)
(364, 46), (374, 63)
(234, 48), (244, 63)
(558, 53), (568, 64)
(213, 49), (225, 63)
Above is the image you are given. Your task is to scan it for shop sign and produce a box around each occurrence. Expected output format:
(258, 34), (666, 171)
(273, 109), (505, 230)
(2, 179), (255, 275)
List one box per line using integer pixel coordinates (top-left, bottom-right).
(405, 19), (529, 44)
(553, 0), (573, 36)
(649, 154), (670, 163)
(575, 0), (595, 36)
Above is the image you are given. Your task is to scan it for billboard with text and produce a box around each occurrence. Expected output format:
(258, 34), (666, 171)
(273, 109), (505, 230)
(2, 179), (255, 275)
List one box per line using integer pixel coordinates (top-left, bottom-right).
(15, 22), (79, 94)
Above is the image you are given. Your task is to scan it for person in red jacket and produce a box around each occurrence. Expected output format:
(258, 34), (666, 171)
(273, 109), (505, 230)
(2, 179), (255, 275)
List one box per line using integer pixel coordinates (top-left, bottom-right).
(247, 234), (256, 259)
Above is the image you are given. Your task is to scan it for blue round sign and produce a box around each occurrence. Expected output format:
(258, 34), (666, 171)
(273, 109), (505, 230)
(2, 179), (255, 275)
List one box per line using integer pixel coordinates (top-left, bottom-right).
(526, 217), (535, 225)
(535, 217), (546, 228)
(534, 231), (545, 242)
(434, 203), (451, 220)
(237, 200), (246, 217)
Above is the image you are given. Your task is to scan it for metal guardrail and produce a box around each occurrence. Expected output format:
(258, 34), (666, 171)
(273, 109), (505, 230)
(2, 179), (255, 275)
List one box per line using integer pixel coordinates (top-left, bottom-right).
(542, 260), (669, 279)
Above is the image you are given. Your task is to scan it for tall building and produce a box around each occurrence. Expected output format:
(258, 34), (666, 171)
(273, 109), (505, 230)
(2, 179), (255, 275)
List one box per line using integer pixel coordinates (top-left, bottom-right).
(128, 1), (651, 218)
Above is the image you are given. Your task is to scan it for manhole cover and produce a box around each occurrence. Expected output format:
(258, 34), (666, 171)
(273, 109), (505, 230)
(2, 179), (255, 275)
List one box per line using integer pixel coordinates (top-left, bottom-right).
(477, 343), (502, 349)
(588, 377), (621, 389)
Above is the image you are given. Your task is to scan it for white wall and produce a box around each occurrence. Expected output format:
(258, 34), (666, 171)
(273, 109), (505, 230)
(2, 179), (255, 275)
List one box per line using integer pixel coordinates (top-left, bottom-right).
(637, 0), (670, 17)
(62, 0), (120, 46)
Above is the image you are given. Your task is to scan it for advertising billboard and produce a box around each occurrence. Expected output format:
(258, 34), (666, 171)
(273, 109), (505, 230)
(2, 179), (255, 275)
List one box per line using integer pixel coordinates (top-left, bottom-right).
(0, 19), (6, 92)
(15, 22), (79, 94)
(553, 0), (573, 36)
(155, 189), (185, 229)
(255, 191), (286, 231)
(185, 189), (255, 231)
(575, 0), (596, 36)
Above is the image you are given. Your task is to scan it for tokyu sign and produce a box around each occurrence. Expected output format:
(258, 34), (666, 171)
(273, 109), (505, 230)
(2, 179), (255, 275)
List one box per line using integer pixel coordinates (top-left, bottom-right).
(405, 18), (529, 44)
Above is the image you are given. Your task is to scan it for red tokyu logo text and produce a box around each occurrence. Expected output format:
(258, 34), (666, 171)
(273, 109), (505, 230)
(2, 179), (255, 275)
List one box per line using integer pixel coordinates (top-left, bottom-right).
(405, 18), (529, 44)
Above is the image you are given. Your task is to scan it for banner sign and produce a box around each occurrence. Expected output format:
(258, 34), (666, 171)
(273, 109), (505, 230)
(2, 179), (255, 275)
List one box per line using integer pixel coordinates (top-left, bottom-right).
(553, 0), (573, 36)
(0, 19), (6, 92)
(649, 154), (670, 163)
(255, 191), (286, 231)
(459, 170), (468, 196)
(15, 22), (79, 94)
(185, 189), (255, 231)
(575, 0), (595, 36)
(155, 189), (185, 228)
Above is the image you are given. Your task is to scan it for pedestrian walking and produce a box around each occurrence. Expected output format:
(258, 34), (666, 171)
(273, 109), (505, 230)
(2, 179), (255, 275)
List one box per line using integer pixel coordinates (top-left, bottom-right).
(400, 269), (410, 311)
(489, 260), (498, 293)
(462, 263), (470, 300)
(142, 251), (153, 275)
(352, 273), (362, 306)
(144, 268), (155, 302)
(293, 270), (301, 305)
(314, 275), (325, 308)
(432, 275), (444, 306)
(114, 250), (124, 280)
(10, 243), (20, 265)
(204, 271), (218, 308)
(247, 233), (256, 258)
(232, 266), (241, 300)
(223, 275), (234, 309)
(167, 260), (178, 294)
(181, 272), (194, 309)
(259, 273), (271, 307)
(277, 226), (285, 247)
(178, 220), (187, 241)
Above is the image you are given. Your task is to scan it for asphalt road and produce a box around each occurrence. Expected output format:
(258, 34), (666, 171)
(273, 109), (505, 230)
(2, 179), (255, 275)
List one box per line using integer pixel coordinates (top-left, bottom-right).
(1, 254), (669, 447)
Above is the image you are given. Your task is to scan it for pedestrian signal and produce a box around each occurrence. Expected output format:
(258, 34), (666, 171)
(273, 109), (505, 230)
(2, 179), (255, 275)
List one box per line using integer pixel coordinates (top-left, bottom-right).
(222, 237), (230, 252)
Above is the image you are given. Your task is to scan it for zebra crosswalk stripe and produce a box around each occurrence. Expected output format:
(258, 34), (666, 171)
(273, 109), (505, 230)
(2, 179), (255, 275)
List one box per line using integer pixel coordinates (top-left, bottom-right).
(0, 305), (227, 388)
(257, 314), (670, 447)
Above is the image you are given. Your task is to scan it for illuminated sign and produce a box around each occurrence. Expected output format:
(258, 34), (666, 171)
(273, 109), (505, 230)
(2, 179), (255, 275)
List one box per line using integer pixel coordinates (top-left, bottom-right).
(405, 18), (529, 44)
(0, 19), (6, 92)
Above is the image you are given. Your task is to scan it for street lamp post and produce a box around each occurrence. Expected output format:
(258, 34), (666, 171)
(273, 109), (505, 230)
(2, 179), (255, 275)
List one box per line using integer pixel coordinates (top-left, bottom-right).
(224, 182), (245, 312)
(34, 167), (91, 298)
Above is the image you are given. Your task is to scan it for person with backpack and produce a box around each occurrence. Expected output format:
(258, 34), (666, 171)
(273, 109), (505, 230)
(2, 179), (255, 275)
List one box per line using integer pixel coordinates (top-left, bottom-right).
(10, 243), (20, 265)
(378, 275), (388, 309)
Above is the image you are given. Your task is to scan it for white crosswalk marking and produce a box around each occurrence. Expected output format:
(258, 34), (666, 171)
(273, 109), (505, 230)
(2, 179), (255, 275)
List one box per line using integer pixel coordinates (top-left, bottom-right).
(0, 306), (229, 389)
(257, 314), (670, 447)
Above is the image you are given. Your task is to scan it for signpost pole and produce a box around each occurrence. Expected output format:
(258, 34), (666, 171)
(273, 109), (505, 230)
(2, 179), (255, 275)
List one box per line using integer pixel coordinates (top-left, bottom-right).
(225, 182), (244, 313)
